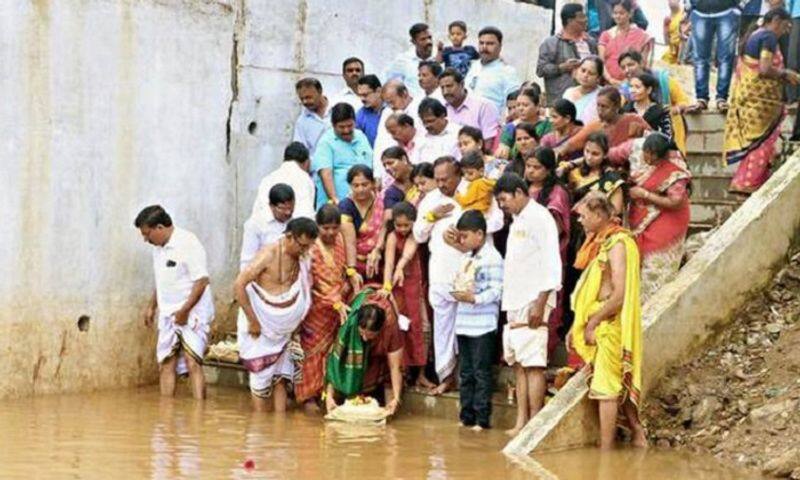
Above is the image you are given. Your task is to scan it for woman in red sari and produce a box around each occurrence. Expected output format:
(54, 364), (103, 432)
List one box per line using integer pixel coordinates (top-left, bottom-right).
(524, 146), (572, 356)
(628, 133), (691, 303)
(340, 165), (387, 281)
(296, 205), (360, 412)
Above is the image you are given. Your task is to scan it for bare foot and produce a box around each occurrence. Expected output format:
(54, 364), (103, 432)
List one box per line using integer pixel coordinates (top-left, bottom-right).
(631, 427), (648, 448)
(429, 382), (451, 396)
(303, 400), (321, 415)
(505, 425), (523, 437)
(415, 374), (437, 390)
(470, 425), (484, 432)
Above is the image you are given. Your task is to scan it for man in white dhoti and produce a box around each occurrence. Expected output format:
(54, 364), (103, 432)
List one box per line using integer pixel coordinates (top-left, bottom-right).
(493, 173), (562, 437)
(413, 156), (503, 395)
(239, 183), (295, 271)
(136, 205), (214, 400)
(234, 218), (318, 413)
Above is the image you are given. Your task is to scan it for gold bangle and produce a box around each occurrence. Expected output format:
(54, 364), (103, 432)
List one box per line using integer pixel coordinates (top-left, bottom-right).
(382, 282), (393, 292)
(333, 302), (344, 312)
(346, 267), (357, 278)
(425, 211), (436, 222)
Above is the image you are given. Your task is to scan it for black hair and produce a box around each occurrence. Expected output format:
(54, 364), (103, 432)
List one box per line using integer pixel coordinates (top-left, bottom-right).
(342, 57), (364, 73)
(134, 205), (172, 228)
(433, 155), (461, 174)
(560, 3), (584, 27)
(518, 87), (541, 107)
(456, 209), (487, 234)
(268, 183), (295, 206)
(409, 23), (429, 40)
(515, 121), (539, 141)
(358, 304), (386, 333)
(386, 82), (408, 97)
(598, 86), (622, 110)
(418, 60), (443, 77)
(316, 204), (341, 225)
(392, 201), (417, 222)
(551, 99), (579, 125)
(357, 74), (382, 91)
(284, 142), (310, 163)
(526, 147), (559, 207)
(418, 97), (447, 118)
(506, 122), (539, 177)
(382, 145), (409, 161)
(331, 102), (356, 124)
(448, 20), (467, 33)
(439, 67), (464, 84)
(764, 7), (791, 23)
(458, 125), (483, 145)
(579, 55), (605, 81)
(295, 77), (322, 91)
(633, 72), (659, 103)
(347, 164), (375, 184)
(581, 131), (611, 176)
(478, 26), (503, 43)
(493, 172), (528, 196)
(642, 132), (672, 159)
(411, 162), (434, 181)
(611, 0), (634, 13)
(460, 150), (485, 172)
(285, 217), (319, 239)
(394, 113), (415, 128)
(506, 89), (520, 101)
(618, 49), (643, 66)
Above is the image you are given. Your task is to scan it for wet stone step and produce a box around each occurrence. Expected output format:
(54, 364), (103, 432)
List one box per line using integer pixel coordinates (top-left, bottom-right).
(691, 174), (742, 202)
(690, 199), (743, 225)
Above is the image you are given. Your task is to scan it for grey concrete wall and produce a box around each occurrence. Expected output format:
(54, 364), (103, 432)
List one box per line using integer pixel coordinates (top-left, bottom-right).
(0, 0), (550, 398)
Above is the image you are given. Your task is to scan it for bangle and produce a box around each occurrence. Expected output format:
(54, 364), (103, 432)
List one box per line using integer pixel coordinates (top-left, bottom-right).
(382, 281), (393, 292)
(425, 211), (436, 222)
(346, 267), (357, 278)
(333, 302), (344, 312)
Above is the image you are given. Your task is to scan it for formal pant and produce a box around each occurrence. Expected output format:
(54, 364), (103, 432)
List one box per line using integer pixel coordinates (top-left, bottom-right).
(457, 331), (496, 428)
(691, 10), (739, 102)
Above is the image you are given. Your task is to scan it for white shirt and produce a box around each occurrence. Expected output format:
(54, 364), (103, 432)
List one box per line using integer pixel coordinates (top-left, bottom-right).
(417, 120), (463, 164)
(330, 87), (363, 112)
(382, 48), (432, 98)
(502, 200), (562, 312)
(464, 58), (522, 112)
(239, 212), (289, 270)
(372, 95), (423, 178)
(413, 180), (504, 285)
(251, 161), (315, 220)
(152, 227), (214, 317)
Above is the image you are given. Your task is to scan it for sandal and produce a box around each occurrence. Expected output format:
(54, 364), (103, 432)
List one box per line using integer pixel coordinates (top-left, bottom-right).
(696, 99), (708, 111)
(716, 99), (729, 113)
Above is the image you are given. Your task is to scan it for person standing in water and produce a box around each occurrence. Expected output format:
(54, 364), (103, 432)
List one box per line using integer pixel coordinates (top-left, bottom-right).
(136, 205), (214, 400)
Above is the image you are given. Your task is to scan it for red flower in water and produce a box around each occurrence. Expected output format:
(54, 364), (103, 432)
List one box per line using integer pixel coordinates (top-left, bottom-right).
(243, 459), (255, 470)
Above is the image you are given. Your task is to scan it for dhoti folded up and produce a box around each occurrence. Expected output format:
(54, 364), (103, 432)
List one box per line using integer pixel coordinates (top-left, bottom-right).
(157, 291), (214, 375)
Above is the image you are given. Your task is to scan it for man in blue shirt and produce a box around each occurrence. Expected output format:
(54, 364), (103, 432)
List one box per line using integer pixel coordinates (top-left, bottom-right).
(464, 27), (522, 112)
(293, 77), (330, 154)
(355, 74), (385, 147)
(311, 103), (373, 209)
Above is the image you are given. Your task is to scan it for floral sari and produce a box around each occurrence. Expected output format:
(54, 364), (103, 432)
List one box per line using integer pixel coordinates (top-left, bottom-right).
(340, 192), (386, 278)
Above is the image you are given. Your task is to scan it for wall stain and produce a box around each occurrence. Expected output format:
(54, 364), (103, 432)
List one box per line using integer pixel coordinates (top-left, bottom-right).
(54, 331), (68, 378)
(32, 355), (46, 385)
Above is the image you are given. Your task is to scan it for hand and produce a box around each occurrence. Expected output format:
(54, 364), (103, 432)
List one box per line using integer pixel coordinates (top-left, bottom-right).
(336, 303), (350, 326)
(143, 305), (156, 328)
(431, 203), (455, 221)
(629, 186), (649, 201)
(628, 121), (646, 138)
(326, 396), (338, 413)
(349, 272), (364, 293)
(437, 40), (444, 52)
(451, 290), (475, 304)
(366, 249), (382, 278)
(248, 318), (261, 338)
(392, 269), (405, 287)
(584, 319), (598, 346)
(565, 330), (573, 351)
(559, 58), (581, 72)
(386, 398), (400, 416)
(174, 307), (189, 326)
(787, 71), (800, 86)
(443, 226), (460, 247)
(376, 288), (391, 299)
(528, 304), (545, 329)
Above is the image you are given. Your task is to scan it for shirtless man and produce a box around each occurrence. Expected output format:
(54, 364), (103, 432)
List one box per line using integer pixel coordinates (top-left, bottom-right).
(234, 217), (318, 413)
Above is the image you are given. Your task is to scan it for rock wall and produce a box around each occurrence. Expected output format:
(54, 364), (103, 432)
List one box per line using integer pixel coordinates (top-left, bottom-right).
(0, 0), (551, 398)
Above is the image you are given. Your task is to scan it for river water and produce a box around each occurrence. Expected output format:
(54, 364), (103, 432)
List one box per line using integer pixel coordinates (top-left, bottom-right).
(0, 386), (759, 479)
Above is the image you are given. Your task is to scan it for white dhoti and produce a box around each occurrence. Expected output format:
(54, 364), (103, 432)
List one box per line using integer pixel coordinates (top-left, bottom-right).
(502, 296), (554, 368)
(237, 266), (311, 398)
(429, 283), (458, 382)
(156, 293), (214, 375)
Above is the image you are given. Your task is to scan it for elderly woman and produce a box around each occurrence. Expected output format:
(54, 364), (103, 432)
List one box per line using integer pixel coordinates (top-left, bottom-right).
(725, 8), (800, 194)
(562, 56), (604, 125)
(628, 133), (691, 303)
(339, 165), (387, 280)
(598, 0), (653, 85)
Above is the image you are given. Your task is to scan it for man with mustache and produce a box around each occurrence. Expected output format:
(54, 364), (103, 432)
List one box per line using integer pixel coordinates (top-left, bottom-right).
(383, 23), (435, 98)
(464, 26), (521, 112)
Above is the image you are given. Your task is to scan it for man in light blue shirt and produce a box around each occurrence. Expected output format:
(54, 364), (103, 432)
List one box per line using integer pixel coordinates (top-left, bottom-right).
(293, 77), (331, 154)
(382, 23), (435, 98)
(464, 26), (522, 112)
(312, 103), (373, 209)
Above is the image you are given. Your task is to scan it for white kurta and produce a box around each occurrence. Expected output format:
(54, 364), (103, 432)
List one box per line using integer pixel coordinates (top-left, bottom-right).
(251, 162), (316, 220)
(416, 121), (463, 165)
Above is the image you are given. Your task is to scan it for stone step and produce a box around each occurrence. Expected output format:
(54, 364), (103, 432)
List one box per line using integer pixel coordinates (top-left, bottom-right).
(403, 388), (518, 430)
(690, 199), (743, 225)
(688, 221), (717, 236)
(685, 152), (735, 176)
(691, 174), (742, 202)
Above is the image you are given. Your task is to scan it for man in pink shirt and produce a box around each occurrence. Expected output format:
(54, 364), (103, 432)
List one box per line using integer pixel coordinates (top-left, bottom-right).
(439, 67), (500, 152)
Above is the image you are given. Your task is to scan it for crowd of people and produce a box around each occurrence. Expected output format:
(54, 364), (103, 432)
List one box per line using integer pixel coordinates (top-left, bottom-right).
(134, 1), (799, 451)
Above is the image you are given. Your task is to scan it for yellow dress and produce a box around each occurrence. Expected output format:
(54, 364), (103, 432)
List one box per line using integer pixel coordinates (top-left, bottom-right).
(454, 178), (496, 214)
(661, 11), (683, 65)
(570, 231), (642, 409)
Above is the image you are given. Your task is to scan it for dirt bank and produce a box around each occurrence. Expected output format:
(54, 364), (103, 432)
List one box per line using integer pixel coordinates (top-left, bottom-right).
(645, 252), (800, 478)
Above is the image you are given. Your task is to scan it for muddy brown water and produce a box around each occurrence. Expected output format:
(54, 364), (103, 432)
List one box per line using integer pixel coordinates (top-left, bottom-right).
(0, 387), (759, 479)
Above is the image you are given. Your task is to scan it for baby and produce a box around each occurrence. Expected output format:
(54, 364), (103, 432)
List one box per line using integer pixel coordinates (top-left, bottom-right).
(454, 151), (495, 214)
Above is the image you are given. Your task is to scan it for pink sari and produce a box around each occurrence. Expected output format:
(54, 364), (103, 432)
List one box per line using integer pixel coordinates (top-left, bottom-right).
(599, 25), (653, 81)
(340, 193), (386, 279)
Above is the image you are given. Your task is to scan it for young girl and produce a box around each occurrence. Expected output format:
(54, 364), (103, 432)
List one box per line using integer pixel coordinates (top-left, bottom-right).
(622, 72), (673, 139)
(409, 162), (437, 206)
(381, 201), (432, 387)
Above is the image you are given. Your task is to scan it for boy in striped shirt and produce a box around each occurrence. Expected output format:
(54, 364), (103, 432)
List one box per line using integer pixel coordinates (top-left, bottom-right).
(444, 209), (503, 430)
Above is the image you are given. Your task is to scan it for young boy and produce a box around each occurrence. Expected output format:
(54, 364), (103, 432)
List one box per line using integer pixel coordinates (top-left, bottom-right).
(436, 21), (480, 78)
(444, 210), (503, 430)
(454, 151), (496, 214)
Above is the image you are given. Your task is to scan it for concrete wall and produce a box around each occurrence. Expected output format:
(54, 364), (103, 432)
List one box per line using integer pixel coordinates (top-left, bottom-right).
(505, 150), (800, 455)
(0, 0), (551, 399)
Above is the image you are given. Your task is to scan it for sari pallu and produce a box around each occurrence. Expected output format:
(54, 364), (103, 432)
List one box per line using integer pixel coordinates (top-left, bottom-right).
(541, 125), (584, 162)
(629, 159), (691, 303)
(296, 235), (351, 403)
(392, 231), (429, 368)
(724, 48), (786, 194)
(340, 193), (386, 278)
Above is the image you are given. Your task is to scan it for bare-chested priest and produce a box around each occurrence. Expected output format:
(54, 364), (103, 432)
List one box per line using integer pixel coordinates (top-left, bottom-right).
(234, 217), (318, 413)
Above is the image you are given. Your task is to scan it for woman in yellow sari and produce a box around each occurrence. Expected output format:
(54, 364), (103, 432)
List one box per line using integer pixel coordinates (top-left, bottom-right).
(725, 8), (800, 194)
(569, 192), (645, 450)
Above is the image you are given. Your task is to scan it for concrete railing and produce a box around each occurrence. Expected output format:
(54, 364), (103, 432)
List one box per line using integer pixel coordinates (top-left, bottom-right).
(505, 150), (800, 456)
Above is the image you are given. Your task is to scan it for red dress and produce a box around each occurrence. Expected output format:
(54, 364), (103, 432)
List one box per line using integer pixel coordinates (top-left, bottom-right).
(391, 231), (429, 368)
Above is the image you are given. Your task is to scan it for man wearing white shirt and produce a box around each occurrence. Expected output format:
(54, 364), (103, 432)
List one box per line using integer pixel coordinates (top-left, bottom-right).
(330, 57), (365, 112)
(383, 23), (435, 97)
(372, 81), (423, 177)
(416, 97), (463, 164)
(251, 142), (315, 220)
(413, 157), (503, 394)
(136, 205), (214, 400)
(241, 184), (295, 270)
(418, 60), (446, 102)
(464, 27), (522, 112)
(493, 173), (562, 436)
(385, 113), (424, 165)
